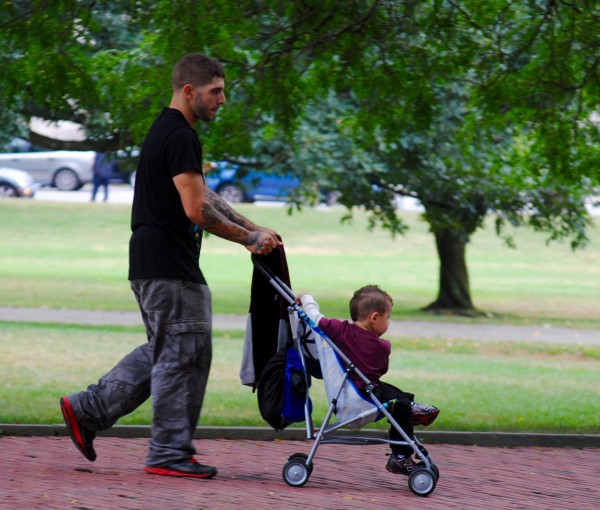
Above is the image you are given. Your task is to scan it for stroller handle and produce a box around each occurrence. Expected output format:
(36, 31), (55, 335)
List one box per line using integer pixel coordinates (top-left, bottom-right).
(251, 254), (297, 306)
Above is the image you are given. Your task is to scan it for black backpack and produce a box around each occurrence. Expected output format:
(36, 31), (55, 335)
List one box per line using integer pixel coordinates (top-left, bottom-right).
(256, 344), (312, 431)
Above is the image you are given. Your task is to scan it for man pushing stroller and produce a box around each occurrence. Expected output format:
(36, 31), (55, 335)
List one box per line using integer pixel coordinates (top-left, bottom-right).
(297, 284), (440, 475)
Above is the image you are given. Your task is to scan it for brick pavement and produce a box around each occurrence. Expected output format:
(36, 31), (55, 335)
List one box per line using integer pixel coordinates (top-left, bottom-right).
(1, 435), (598, 510)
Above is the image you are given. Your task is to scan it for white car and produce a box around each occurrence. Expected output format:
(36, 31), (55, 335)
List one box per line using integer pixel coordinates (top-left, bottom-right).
(0, 167), (38, 198)
(0, 139), (95, 191)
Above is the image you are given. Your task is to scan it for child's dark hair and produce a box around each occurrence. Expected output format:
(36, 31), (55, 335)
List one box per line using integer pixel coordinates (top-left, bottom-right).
(349, 285), (393, 322)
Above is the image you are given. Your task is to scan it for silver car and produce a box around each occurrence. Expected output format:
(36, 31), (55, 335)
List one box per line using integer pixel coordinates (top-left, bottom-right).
(0, 139), (95, 191)
(0, 167), (38, 198)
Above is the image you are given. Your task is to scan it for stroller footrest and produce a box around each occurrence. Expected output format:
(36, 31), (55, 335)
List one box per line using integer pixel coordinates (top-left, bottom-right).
(319, 435), (392, 447)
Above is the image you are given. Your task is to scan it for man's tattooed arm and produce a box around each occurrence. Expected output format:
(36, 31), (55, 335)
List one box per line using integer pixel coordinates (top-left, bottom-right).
(197, 191), (254, 245)
(204, 188), (259, 231)
(173, 171), (281, 254)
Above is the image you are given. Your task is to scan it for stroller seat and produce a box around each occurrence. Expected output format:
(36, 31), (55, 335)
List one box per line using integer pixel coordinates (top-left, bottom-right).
(292, 311), (397, 429)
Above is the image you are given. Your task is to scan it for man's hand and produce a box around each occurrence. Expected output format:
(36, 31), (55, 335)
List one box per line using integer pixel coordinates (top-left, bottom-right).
(257, 226), (282, 243)
(245, 231), (280, 255)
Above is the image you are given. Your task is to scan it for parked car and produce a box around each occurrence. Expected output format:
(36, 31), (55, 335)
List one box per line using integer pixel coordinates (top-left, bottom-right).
(0, 138), (95, 191)
(110, 148), (139, 186)
(0, 167), (38, 198)
(204, 161), (300, 203)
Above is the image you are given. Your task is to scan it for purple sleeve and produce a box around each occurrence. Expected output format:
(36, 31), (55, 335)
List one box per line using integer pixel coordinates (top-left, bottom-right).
(318, 317), (344, 340)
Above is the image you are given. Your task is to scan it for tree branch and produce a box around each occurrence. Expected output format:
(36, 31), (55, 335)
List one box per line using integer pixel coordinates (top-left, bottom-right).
(27, 129), (131, 152)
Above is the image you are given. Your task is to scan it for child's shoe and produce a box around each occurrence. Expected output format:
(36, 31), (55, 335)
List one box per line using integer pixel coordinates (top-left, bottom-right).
(411, 402), (440, 426)
(385, 454), (419, 476)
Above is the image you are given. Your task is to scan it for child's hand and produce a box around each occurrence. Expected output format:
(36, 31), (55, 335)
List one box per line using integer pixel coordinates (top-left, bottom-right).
(295, 292), (306, 304)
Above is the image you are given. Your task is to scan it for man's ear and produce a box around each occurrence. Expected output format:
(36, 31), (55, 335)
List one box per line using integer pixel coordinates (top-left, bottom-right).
(182, 83), (195, 99)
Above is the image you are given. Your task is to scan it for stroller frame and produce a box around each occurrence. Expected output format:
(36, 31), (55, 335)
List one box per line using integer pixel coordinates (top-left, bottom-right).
(252, 256), (439, 497)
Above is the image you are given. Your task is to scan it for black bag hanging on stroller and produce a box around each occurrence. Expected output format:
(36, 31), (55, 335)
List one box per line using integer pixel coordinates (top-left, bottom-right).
(257, 342), (312, 431)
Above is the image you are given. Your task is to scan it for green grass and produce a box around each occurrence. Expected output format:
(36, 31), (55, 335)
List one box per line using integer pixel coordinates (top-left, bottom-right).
(0, 200), (599, 327)
(1, 322), (598, 433)
(0, 200), (599, 432)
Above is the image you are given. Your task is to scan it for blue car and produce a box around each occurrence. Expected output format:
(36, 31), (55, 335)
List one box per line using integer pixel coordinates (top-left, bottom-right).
(204, 161), (300, 203)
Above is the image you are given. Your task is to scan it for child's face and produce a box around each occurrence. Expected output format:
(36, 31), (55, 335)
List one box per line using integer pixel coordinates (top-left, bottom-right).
(370, 305), (392, 336)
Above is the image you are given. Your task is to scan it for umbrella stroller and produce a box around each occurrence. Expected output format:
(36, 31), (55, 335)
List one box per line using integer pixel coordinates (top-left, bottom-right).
(252, 255), (440, 497)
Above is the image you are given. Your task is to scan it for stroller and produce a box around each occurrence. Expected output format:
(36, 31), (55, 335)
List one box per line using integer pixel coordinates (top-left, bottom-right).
(252, 256), (440, 497)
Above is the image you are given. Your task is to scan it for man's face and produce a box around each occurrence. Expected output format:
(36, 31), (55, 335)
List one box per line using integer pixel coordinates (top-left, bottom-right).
(192, 77), (226, 123)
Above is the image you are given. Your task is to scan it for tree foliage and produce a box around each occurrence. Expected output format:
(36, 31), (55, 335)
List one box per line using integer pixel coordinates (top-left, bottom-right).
(1, 0), (598, 311)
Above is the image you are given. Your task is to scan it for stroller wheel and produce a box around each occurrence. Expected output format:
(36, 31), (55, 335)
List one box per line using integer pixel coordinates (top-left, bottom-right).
(430, 463), (440, 481)
(286, 453), (314, 474)
(283, 454), (312, 487)
(408, 467), (437, 497)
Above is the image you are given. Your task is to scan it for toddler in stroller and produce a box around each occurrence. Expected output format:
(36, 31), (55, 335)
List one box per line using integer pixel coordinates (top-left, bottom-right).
(251, 255), (441, 496)
(297, 285), (440, 476)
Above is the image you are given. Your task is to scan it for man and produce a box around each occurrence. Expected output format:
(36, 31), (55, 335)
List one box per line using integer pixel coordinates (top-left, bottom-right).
(90, 152), (116, 202)
(60, 53), (281, 479)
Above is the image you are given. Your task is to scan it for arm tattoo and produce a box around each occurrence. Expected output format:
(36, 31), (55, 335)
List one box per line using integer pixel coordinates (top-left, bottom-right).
(199, 190), (254, 245)
(205, 189), (258, 230)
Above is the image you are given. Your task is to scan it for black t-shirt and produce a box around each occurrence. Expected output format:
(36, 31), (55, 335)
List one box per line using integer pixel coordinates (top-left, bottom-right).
(128, 108), (206, 284)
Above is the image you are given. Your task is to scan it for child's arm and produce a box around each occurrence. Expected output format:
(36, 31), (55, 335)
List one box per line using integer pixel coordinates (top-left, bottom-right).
(297, 293), (325, 325)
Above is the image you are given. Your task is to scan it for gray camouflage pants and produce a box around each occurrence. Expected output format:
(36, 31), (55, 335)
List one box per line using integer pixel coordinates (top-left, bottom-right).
(68, 279), (212, 466)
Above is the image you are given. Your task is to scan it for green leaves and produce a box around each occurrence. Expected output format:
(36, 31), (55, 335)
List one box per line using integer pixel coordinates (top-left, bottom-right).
(1, 0), (597, 263)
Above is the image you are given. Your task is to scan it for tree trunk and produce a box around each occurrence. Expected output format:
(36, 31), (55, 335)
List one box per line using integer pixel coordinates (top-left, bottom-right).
(423, 229), (476, 313)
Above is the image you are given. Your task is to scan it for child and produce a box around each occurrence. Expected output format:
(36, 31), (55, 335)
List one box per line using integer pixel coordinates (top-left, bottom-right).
(297, 285), (439, 475)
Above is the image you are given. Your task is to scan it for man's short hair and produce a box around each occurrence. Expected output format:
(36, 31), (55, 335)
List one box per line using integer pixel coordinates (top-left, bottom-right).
(349, 285), (393, 322)
(172, 53), (225, 90)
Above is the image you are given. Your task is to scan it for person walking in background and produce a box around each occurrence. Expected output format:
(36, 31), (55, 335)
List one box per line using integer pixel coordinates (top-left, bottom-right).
(90, 152), (116, 202)
(61, 53), (281, 479)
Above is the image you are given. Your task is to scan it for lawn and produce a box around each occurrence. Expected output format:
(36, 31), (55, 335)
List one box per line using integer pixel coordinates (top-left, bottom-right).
(0, 200), (599, 327)
(0, 199), (598, 433)
(1, 322), (598, 433)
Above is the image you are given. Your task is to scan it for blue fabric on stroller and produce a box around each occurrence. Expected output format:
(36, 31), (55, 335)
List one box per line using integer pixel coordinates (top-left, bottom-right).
(256, 341), (313, 430)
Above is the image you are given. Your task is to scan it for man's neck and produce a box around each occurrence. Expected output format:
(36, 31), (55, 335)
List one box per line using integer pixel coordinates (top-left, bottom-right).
(169, 97), (196, 127)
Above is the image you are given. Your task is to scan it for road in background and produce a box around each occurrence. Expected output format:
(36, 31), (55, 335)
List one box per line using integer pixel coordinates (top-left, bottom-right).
(34, 183), (134, 204)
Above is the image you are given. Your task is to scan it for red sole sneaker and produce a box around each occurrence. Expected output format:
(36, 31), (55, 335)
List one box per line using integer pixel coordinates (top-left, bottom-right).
(144, 465), (217, 479)
(60, 396), (96, 462)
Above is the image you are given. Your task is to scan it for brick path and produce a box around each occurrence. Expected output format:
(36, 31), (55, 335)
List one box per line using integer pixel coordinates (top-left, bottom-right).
(1, 436), (598, 510)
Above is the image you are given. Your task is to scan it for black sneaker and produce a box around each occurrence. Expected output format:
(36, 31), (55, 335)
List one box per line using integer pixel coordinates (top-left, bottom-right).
(60, 396), (97, 462)
(411, 402), (440, 426)
(386, 454), (419, 476)
(144, 458), (218, 479)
